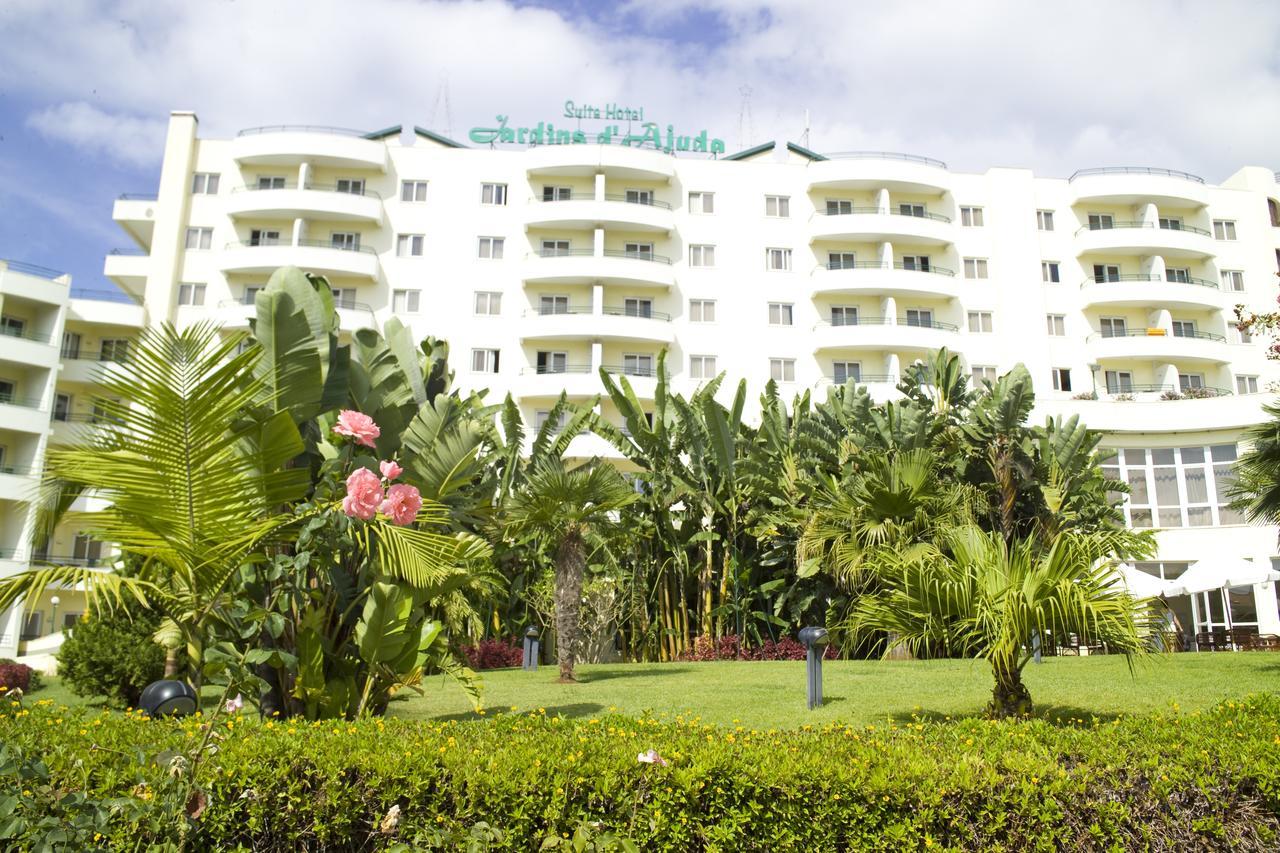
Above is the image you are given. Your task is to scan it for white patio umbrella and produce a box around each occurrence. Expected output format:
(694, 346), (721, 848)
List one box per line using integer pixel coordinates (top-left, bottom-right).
(1163, 558), (1280, 597)
(1114, 565), (1176, 599)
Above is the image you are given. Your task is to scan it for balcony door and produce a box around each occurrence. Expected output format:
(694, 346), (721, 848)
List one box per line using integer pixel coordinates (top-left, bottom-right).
(831, 306), (858, 327)
(0, 380), (15, 404)
(899, 203), (925, 217)
(535, 351), (568, 374)
(539, 295), (569, 315)
(1105, 371), (1134, 394)
(1100, 317), (1128, 338)
(825, 199), (852, 215)
(624, 242), (654, 260)
(330, 232), (360, 251)
(901, 255), (930, 272)
(1087, 213), (1114, 230)
(1172, 320), (1197, 338)
(623, 298), (653, 318)
(833, 361), (861, 383)
(625, 189), (653, 205)
(623, 354), (654, 376)
(904, 308), (933, 327)
(542, 186), (572, 201)
(1166, 267), (1191, 283)
(828, 252), (856, 270)
(1093, 264), (1120, 282)
(249, 229), (281, 246)
(61, 332), (81, 359)
(541, 240), (570, 257)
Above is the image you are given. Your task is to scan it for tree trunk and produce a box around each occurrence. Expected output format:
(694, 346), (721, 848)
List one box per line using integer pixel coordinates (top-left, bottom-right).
(554, 531), (586, 682)
(163, 647), (180, 678)
(989, 662), (1033, 718)
(700, 538), (714, 638)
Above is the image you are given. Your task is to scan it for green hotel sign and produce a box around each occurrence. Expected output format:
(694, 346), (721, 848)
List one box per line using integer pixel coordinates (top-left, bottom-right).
(469, 101), (725, 155)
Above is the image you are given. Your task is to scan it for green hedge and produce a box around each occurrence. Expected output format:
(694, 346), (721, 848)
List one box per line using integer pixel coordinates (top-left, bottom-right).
(3, 694), (1279, 851)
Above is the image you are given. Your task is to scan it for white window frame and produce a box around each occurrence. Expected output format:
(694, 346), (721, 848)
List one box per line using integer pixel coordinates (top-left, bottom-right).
(1221, 270), (1244, 292)
(967, 311), (993, 333)
(1213, 219), (1237, 240)
(1051, 368), (1072, 392)
(832, 361), (861, 384)
(904, 308), (934, 327)
(766, 248), (792, 271)
(689, 355), (717, 380)
(1100, 316), (1128, 338)
(963, 258), (989, 279)
(971, 365), (997, 385)
(191, 173), (220, 194)
(471, 348), (500, 373)
(478, 236), (505, 259)
(393, 289), (421, 313)
(535, 351), (569, 374)
(1041, 261), (1060, 283)
(474, 291), (502, 316)
(1036, 209), (1054, 231)
(335, 178), (365, 195)
(688, 244), (715, 268)
(177, 283), (206, 306)
(687, 191), (714, 214)
(1092, 264), (1120, 283)
(765, 195), (790, 218)
(769, 358), (796, 383)
(541, 239), (570, 257)
(1171, 319), (1197, 338)
(1237, 375), (1259, 394)
(542, 185), (572, 201)
(830, 306), (858, 327)
(330, 231), (360, 251)
(622, 353), (655, 377)
(1046, 314), (1066, 336)
(768, 302), (794, 326)
(401, 180), (428, 202)
(1087, 213), (1115, 230)
(901, 255), (930, 272)
(185, 227), (213, 250)
(480, 183), (507, 205)
(1104, 370), (1134, 394)
(397, 234), (425, 257)
(826, 199), (853, 215)
(960, 206), (984, 227)
(689, 299), (716, 323)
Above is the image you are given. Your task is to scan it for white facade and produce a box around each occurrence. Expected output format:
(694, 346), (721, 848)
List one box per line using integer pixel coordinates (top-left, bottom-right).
(6, 110), (1280, 651)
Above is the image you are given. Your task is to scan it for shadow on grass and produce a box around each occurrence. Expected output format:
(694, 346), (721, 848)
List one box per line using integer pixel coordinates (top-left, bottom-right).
(886, 704), (1128, 727)
(572, 665), (694, 683)
(432, 702), (605, 723)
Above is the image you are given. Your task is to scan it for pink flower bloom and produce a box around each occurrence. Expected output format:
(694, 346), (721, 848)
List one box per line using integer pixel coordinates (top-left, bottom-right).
(342, 467), (383, 521)
(379, 459), (402, 481)
(333, 410), (380, 448)
(637, 749), (668, 766)
(224, 694), (244, 714)
(380, 483), (422, 526)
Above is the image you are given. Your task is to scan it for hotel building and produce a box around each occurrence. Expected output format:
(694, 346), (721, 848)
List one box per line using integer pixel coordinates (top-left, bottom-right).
(3, 109), (1280, 660)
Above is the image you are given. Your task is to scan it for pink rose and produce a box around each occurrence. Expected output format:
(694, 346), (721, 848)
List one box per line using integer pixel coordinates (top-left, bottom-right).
(333, 410), (380, 448)
(380, 483), (422, 526)
(342, 467), (383, 520)
(379, 459), (402, 481)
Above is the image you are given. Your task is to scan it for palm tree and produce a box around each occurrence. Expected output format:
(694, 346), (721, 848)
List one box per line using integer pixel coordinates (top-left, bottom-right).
(504, 459), (638, 681)
(848, 524), (1158, 717)
(1229, 399), (1280, 525)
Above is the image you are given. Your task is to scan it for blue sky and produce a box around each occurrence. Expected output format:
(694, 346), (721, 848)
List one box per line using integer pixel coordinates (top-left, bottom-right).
(1, 0), (1277, 295)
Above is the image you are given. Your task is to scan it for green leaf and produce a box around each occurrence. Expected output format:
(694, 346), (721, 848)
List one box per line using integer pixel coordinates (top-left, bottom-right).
(354, 581), (414, 663)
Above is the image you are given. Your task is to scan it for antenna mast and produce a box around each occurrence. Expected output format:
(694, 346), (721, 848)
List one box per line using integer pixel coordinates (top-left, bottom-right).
(737, 85), (754, 150)
(429, 77), (455, 138)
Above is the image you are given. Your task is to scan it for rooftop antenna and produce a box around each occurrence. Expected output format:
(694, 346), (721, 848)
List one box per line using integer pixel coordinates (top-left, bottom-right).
(737, 84), (754, 150)
(429, 77), (455, 139)
(801, 109), (811, 149)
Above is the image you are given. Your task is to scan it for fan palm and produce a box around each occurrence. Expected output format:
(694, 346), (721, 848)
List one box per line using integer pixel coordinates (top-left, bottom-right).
(848, 524), (1158, 717)
(504, 458), (638, 681)
(1229, 399), (1280, 525)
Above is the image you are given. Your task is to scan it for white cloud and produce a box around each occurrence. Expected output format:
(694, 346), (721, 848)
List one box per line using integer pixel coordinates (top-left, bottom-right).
(26, 102), (166, 168)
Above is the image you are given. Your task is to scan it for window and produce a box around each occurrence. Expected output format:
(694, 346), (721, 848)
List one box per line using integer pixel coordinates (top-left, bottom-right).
(53, 393), (71, 422)
(534, 410), (568, 433)
(0, 316), (24, 338)
(397, 234), (425, 257)
(0, 380), (14, 405)
(826, 199), (853, 215)
(539, 295), (570, 315)
(768, 303), (793, 326)
(1092, 264), (1120, 283)
(828, 251), (857, 270)
(1221, 270), (1244, 292)
(535, 351), (568, 374)
(963, 258), (989, 279)
(542, 185), (572, 201)
(401, 180), (428, 202)
(689, 299), (715, 322)
(478, 237), (504, 259)
(1102, 444), (1241, 528)
(688, 191), (714, 213)
(1051, 368), (1072, 392)
(1104, 370), (1134, 394)
(1158, 216), (1182, 231)
(332, 288), (357, 309)
(1238, 325), (1254, 344)
(623, 298), (653, 318)
(1100, 317), (1128, 338)
(831, 306), (858, 327)
(73, 533), (103, 566)
(177, 283), (206, 306)
(1046, 314), (1066, 336)
(971, 366), (997, 385)
(1166, 267), (1191, 283)
(257, 176), (286, 190)
(184, 227), (212, 250)
(480, 183), (507, 205)
(622, 354), (654, 376)
(540, 239), (570, 257)
(769, 358), (796, 382)
(1036, 209), (1054, 231)
(471, 348), (500, 373)
(1087, 213), (1114, 230)
(249, 228), (280, 246)
(624, 242), (654, 260)
(330, 232), (360, 251)
(61, 332), (81, 359)
(689, 244), (715, 267)
(1171, 320), (1197, 338)
(904, 308), (934, 327)
(967, 311), (993, 333)
(335, 178), (364, 195)
(1237, 375), (1259, 394)
(21, 612), (41, 640)
(766, 248), (792, 271)
(1178, 373), (1205, 391)
(960, 206), (984, 227)
(191, 173), (220, 194)
(393, 290), (421, 313)
(765, 195), (790, 217)
(1212, 219), (1236, 240)
(474, 291), (502, 315)
(627, 189), (655, 206)
(100, 339), (130, 362)
(901, 255), (930, 272)
(689, 355), (717, 379)
(899, 203), (925, 217)
(833, 361), (861, 383)
(1042, 261), (1061, 283)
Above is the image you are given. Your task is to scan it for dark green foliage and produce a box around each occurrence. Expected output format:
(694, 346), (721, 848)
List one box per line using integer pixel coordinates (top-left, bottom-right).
(3, 695), (1278, 850)
(56, 611), (167, 707)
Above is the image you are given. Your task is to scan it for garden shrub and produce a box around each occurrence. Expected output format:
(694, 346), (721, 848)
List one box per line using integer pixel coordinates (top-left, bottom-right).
(0, 661), (33, 693)
(56, 611), (169, 707)
(458, 638), (524, 670)
(680, 634), (838, 662)
(2, 694), (1277, 851)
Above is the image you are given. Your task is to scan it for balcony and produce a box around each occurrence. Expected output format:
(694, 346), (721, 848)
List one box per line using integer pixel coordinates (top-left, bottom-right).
(0, 396), (49, 434)
(230, 126), (388, 170)
(524, 194), (673, 232)
(224, 184), (383, 222)
(523, 144), (675, 181)
(522, 248), (675, 288)
(810, 261), (961, 299)
(1086, 329), (1232, 364)
(103, 248), (149, 293)
(807, 151), (950, 194)
(1036, 390), (1268, 433)
(519, 305), (675, 344)
(1078, 274), (1222, 310)
(810, 317), (960, 353)
(215, 297), (377, 332)
(68, 289), (146, 328)
(515, 365), (601, 398)
(58, 352), (131, 385)
(600, 363), (662, 397)
(1074, 222), (1215, 259)
(218, 240), (379, 279)
(112, 193), (157, 250)
(810, 208), (952, 244)
(0, 326), (57, 367)
(1068, 167), (1210, 208)
(0, 465), (38, 502)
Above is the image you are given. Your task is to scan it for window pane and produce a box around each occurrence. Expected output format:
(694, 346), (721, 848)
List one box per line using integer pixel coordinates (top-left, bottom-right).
(1184, 467), (1209, 503)
(1186, 507), (1212, 527)
(1210, 444), (1237, 462)
(1126, 470), (1149, 504)
(1130, 509), (1153, 528)
(1153, 467), (1179, 506)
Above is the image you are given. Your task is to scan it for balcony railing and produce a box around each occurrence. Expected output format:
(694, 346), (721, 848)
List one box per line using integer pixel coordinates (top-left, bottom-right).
(108, 247), (148, 256)
(0, 549), (20, 560)
(53, 412), (124, 424)
(1089, 329), (1227, 343)
(823, 260), (956, 276)
(602, 194), (673, 209)
(602, 249), (672, 265)
(61, 349), (131, 363)
(1173, 329), (1228, 342)
(0, 396), (44, 409)
(3, 260), (65, 280)
(816, 207), (951, 223)
(1076, 221), (1213, 237)
(117, 192), (159, 201)
(820, 151), (947, 169)
(602, 306), (672, 321)
(529, 248), (672, 265)
(0, 465), (38, 476)
(520, 365), (594, 375)
(813, 317), (959, 331)
(0, 326), (54, 345)
(1100, 383), (1232, 398)
(828, 374), (897, 384)
(30, 554), (108, 567)
(600, 364), (662, 378)
(225, 239), (378, 255)
(523, 305), (593, 317)
(1080, 274), (1218, 289)
(1069, 167), (1205, 184)
(70, 287), (143, 304)
(237, 125), (370, 137)
(231, 183), (382, 198)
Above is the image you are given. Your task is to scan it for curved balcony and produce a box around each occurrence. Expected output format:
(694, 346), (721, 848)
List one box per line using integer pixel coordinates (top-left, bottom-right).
(59, 353), (131, 385)
(1068, 167), (1210, 207)
(225, 184), (383, 222)
(810, 317), (960, 353)
(218, 240), (379, 279)
(600, 364), (661, 398)
(230, 126), (387, 170)
(811, 208), (952, 244)
(514, 365), (601, 398)
(524, 194), (672, 232)
(1086, 329), (1232, 364)
(523, 144), (675, 181)
(521, 249), (675, 289)
(807, 152), (950, 194)
(519, 306), (675, 344)
(215, 298), (376, 332)
(1078, 274), (1222, 310)
(810, 261), (960, 299)
(1074, 222), (1215, 259)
